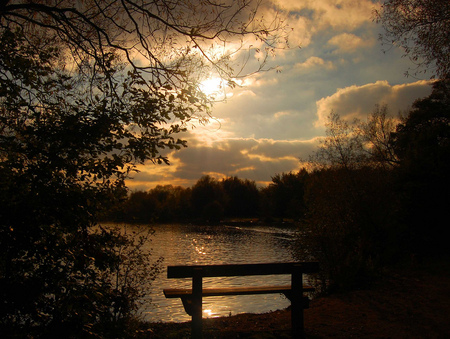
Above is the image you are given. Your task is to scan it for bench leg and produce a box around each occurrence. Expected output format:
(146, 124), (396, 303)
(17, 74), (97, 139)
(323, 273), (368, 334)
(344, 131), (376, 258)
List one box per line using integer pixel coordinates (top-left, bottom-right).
(291, 266), (305, 338)
(192, 269), (203, 339)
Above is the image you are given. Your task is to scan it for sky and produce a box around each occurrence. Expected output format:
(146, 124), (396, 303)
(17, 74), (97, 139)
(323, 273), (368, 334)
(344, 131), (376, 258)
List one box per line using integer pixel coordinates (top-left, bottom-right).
(127, 0), (434, 191)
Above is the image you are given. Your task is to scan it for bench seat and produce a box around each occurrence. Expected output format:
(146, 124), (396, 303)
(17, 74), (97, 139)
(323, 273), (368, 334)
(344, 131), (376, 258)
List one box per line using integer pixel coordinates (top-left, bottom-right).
(164, 284), (315, 317)
(164, 284), (315, 298)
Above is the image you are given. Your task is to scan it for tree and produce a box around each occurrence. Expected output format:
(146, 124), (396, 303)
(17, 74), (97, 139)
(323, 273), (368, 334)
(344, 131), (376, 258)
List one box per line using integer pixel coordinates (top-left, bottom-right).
(124, 191), (159, 222)
(146, 185), (192, 222)
(221, 176), (259, 218)
(191, 175), (224, 222)
(0, 1), (286, 336)
(376, 0), (450, 79)
(107, 185), (193, 223)
(1, 0), (286, 100)
(0, 28), (160, 337)
(312, 107), (399, 170)
(261, 170), (308, 220)
(311, 111), (368, 170)
(302, 110), (400, 291)
(303, 92), (450, 289)
(391, 79), (450, 256)
(358, 104), (400, 168)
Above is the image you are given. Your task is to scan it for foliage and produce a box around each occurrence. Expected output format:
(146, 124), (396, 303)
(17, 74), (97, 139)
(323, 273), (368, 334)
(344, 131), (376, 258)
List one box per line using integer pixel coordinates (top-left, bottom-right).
(301, 166), (397, 291)
(0, 1), (286, 336)
(261, 170), (309, 220)
(221, 176), (260, 219)
(311, 107), (399, 170)
(311, 111), (369, 169)
(301, 108), (400, 291)
(0, 0), (287, 97)
(100, 226), (163, 330)
(0, 28), (163, 337)
(111, 185), (193, 223)
(108, 176), (261, 223)
(376, 0), (450, 79)
(191, 175), (260, 222)
(302, 84), (450, 290)
(358, 104), (400, 168)
(391, 79), (450, 256)
(190, 175), (224, 222)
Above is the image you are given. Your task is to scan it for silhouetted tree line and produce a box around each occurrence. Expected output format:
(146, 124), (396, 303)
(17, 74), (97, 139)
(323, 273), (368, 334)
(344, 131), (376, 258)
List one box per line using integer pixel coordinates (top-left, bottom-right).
(106, 176), (261, 224)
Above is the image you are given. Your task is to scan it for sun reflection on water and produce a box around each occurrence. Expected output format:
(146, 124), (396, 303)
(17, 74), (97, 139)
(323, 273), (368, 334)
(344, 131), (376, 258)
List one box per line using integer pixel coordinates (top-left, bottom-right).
(203, 309), (213, 317)
(192, 238), (207, 255)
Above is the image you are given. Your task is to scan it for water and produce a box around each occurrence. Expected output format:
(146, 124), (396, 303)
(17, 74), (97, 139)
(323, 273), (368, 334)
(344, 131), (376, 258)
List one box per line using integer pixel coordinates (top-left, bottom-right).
(121, 223), (302, 322)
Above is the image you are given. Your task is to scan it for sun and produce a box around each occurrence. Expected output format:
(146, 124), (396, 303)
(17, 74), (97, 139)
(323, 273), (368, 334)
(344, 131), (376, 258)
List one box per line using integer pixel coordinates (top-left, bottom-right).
(199, 77), (224, 97)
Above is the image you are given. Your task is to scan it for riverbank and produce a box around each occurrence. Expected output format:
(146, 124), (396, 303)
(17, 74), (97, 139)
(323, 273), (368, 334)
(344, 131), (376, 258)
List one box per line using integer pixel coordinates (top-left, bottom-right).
(137, 259), (450, 338)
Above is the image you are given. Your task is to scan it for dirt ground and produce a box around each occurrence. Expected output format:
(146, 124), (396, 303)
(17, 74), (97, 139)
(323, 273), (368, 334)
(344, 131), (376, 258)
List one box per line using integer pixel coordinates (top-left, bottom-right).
(139, 259), (450, 338)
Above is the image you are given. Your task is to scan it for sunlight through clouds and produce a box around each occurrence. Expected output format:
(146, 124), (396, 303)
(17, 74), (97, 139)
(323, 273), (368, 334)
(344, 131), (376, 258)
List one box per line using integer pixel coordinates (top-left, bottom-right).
(129, 0), (436, 190)
(200, 77), (224, 96)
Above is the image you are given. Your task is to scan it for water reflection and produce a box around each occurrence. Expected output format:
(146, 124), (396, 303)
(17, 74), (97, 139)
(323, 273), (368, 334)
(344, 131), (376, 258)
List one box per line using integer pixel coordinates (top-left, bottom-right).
(137, 224), (299, 322)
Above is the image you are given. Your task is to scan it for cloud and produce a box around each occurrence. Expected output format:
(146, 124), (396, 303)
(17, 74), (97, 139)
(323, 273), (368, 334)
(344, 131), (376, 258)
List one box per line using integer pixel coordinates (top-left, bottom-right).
(271, 0), (378, 32)
(249, 138), (320, 159)
(126, 154), (191, 191)
(127, 137), (318, 188)
(187, 119), (236, 147)
(316, 80), (434, 126)
(328, 33), (375, 54)
(283, 13), (313, 48)
(127, 78), (433, 191)
(294, 56), (335, 71)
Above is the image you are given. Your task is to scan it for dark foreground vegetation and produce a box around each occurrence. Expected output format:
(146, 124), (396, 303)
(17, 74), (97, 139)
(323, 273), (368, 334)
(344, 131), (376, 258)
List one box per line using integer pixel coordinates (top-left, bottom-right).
(0, 1), (286, 337)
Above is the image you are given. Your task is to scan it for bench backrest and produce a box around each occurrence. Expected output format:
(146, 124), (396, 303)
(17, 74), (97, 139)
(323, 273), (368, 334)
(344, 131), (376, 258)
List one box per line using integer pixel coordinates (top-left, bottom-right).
(167, 261), (319, 278)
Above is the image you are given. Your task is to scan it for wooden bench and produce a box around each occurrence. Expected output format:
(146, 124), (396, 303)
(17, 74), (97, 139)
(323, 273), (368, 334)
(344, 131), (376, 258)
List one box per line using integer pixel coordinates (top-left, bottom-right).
(163, 261), (319, 338)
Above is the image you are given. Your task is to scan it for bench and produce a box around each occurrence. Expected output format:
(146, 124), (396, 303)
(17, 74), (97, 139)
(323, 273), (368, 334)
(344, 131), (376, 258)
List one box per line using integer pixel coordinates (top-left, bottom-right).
(163, 261), (319, 338)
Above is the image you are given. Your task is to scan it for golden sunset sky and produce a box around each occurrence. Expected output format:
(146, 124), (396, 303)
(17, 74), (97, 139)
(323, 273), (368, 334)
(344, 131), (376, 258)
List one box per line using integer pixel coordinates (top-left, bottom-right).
(128, 0), (433, 191)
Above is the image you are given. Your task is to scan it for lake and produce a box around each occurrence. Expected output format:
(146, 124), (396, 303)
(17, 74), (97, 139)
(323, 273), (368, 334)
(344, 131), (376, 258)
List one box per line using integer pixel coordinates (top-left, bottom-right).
(119, 223), (304, 323)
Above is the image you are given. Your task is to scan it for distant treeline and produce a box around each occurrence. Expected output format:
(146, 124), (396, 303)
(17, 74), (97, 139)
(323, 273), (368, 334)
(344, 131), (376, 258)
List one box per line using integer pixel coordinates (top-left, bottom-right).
(104, 173), (309, 224)
(105, 80), (450, 292)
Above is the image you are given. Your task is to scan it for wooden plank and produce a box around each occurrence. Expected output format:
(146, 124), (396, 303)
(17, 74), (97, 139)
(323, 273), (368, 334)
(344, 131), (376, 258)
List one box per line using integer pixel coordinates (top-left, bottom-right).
(167, 261), (319, 278)
(163, 285), (315, 298)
